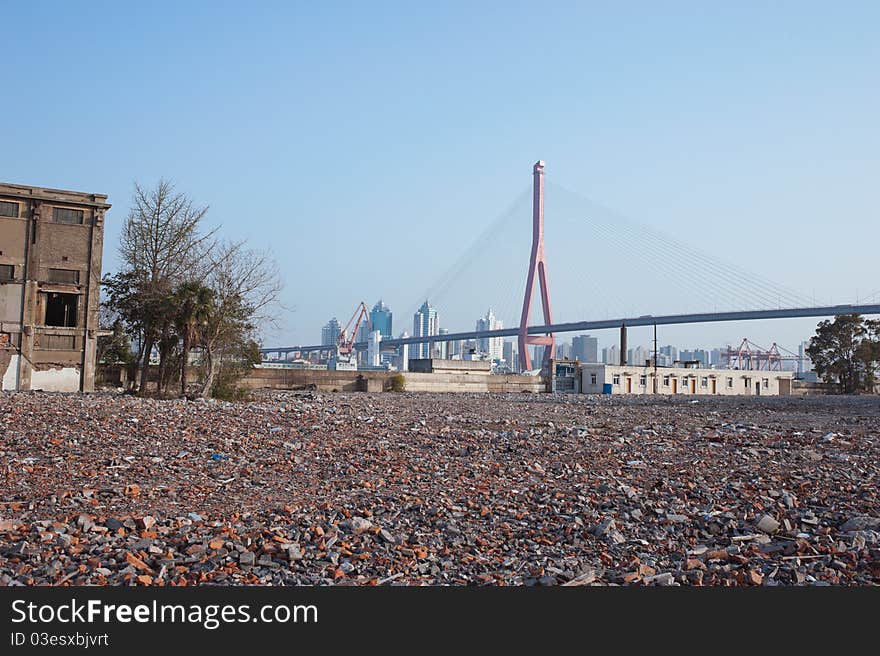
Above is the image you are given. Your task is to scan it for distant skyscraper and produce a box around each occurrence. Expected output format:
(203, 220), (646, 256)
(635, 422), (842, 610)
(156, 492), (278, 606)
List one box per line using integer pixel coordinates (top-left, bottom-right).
(356, 322), (370, 344)
(603, 345), (620, 365)
(412, 300), (439, 359)
(503, 340), (518, 371)
(628, 345), (651, 366)
(321, 317), (341, 346)
(475, 308), (503, 361)
(556, 341), (570, 360)
(798, 341), (815, 378)
(660, 345), (678, 362)
(572, 334), (599, 362)
(438, 328), (450, 359)
(397, 331), (410, 371)
(370, 300), (393, 338)
(367, 330), (382, 367)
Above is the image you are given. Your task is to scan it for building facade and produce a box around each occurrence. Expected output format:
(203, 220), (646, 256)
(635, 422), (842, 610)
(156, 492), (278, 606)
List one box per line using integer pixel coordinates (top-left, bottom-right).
(370, 300), (392, 338)
(579, 364), (793, 396)
(571, 334), (598, 363)
(321, 317), (341, 346)
(475, 307), (503, 361)
(0, 182), (110, 392)
(502, 340), (518, 372)
(412, 300), (438, 359)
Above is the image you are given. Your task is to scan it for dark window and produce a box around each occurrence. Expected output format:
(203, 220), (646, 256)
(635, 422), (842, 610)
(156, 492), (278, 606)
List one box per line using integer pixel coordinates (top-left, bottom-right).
(0, 201), (19, 217)
(47, 268), (79, 284)
(52, 207), (84, 224)
(0, 264), (14, 281)
(44, 292), (78, 327)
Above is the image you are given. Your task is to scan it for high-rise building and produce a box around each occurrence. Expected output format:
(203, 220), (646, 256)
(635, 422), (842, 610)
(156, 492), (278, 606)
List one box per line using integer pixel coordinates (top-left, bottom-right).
(321, 317), (341, 346)
(503, 340), (518, 372)
(603, 345), (620, 365)
(475, 308), (503, 361)
(369, 300), (393, 338)
(397, 331), (410, 371)
(412, 300), (439, 359)
(628, 346), (652, 367)
(556, 341), (570, 360)
(356, 322), (370, 344)
(438, 328), (449, 359)
(660, 345), (678, 362)
(572, 334), (599, 363)
(367, 330), (382, 367)
(797, 341), (816, 380)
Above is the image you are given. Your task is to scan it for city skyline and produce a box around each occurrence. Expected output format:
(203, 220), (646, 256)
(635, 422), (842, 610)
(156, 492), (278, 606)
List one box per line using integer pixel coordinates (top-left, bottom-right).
(310, 300), (816, 374)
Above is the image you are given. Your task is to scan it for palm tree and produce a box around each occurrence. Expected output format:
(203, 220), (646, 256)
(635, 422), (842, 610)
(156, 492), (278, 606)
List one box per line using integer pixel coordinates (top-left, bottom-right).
(173, 281), (214, 397)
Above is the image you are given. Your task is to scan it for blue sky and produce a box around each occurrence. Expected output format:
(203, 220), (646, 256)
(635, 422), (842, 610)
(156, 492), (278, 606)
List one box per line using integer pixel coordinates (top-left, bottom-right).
(3, 1), (878, 352)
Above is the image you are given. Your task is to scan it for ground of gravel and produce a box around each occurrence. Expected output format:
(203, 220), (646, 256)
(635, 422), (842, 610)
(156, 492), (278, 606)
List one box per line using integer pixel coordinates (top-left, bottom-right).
(1, 390), (878, 586)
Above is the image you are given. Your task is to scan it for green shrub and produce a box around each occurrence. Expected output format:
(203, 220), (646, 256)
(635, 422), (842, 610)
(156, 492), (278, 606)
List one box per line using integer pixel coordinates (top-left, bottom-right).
(390, 373), (406, 392)
(210, 368), (253, 402)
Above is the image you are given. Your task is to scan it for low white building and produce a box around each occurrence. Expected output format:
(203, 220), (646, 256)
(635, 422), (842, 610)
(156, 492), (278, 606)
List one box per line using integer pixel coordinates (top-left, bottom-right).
(579, 364), (793, 396)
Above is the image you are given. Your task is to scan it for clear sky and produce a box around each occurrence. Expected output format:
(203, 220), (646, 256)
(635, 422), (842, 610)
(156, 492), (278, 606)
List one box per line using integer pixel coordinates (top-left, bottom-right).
(3, 1), (878, 352)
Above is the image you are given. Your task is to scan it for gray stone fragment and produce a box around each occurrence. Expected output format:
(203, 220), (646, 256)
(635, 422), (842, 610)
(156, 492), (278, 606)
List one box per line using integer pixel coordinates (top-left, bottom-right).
(644, 572), (675, 586)
(592, 518), (625, 545)
(756, 515), (780, 534)
(840, 516), (880, 532)
(348, 517), (373, 534)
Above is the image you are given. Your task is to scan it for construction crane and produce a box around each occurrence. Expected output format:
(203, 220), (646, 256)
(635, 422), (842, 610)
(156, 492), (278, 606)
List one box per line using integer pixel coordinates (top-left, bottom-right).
(337, 302), (372, 357)
(723, 338), (799, 371)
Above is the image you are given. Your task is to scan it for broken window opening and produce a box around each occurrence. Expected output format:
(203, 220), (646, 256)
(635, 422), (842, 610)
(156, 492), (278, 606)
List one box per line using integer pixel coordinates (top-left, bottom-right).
(52, 207), (84, 225)
(0, 201), (19, 217)
(44, 292), (78, 327)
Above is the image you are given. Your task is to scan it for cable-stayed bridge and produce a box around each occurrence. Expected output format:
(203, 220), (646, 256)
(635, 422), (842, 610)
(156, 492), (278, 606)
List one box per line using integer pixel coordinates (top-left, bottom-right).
(262, 161), (880, 368)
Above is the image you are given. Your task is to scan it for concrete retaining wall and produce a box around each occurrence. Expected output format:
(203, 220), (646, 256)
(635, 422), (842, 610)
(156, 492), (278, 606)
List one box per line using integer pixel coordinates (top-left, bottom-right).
(95, 364), (549, 395)
(240, 367), (547, 394)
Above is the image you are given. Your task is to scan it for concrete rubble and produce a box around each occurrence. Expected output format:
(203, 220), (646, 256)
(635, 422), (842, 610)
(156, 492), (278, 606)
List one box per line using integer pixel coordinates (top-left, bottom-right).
(0, 391), (877, 586)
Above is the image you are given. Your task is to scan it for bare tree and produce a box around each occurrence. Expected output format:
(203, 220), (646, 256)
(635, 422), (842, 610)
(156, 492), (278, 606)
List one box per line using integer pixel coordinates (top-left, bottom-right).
(198, 241), (282, 397)
(117, 180), (215, 394)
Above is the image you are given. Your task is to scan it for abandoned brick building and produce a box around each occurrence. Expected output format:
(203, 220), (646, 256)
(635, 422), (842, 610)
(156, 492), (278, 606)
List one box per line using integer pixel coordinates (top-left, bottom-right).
(0, 182), (109, 392)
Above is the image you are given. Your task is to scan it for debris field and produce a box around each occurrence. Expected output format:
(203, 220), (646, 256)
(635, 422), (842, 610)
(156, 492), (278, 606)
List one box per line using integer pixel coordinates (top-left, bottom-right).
(1, 391), (878, 586)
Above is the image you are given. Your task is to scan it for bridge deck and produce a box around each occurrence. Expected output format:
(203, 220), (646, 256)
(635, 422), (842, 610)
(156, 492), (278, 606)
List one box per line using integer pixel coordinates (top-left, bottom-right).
(261, 304), (880, 355)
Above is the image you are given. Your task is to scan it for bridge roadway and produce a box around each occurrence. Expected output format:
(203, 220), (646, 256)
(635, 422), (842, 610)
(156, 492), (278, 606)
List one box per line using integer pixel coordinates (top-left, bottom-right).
(260, 303), (880, 356)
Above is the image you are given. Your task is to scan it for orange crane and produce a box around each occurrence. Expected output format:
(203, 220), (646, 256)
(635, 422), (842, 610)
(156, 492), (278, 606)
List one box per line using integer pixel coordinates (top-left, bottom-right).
(337, 302), (372, 356)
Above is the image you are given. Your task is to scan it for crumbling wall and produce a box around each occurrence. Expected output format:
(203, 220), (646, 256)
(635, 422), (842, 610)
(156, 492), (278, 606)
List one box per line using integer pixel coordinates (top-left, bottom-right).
(29, 365), (80, 392)
(1, 352), (18, 390)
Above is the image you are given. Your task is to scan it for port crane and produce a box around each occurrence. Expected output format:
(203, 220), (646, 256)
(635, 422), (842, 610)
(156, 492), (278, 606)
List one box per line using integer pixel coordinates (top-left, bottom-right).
(336, 302), (372, 357)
